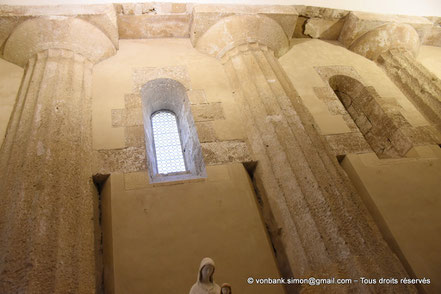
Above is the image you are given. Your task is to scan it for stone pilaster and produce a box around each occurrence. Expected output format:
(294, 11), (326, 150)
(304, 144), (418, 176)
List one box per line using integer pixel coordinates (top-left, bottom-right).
(378, 48), (441, 135)
(193, 14), (415, 293)
(0, 17), (116, 293)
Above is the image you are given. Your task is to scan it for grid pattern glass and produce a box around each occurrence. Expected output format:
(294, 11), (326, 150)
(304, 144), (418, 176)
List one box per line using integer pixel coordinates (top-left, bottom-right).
(151, 111), (186, 174)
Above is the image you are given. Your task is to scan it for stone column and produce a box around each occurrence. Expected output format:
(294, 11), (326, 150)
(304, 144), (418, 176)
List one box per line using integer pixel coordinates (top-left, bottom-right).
(194, 15), (415, 293)
(0, 17), (115, 293)
(348, 22), (441, 134)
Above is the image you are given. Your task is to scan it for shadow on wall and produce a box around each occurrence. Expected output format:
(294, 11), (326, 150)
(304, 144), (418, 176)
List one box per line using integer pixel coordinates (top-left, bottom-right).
(329, 75), (413, 158)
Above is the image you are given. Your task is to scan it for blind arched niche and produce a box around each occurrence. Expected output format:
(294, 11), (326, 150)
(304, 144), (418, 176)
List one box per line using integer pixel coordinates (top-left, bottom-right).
(329, 75), (412, 158)
(141, 78), (206, 183)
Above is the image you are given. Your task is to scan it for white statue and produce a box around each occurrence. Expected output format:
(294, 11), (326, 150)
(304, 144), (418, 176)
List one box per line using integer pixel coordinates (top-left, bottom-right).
(221, 283), (232, 294)
(189, 257), (221, 294)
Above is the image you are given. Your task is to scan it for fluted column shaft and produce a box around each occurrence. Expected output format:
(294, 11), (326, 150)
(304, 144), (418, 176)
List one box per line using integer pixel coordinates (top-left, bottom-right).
(222, 43), (415, 293)
(0, 49), (99, 293)
(378, 48), (441, 134)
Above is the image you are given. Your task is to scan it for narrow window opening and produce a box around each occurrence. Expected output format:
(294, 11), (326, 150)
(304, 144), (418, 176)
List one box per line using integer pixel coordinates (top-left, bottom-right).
(142, 78), (206, 183)
(151, 110), (186, 174)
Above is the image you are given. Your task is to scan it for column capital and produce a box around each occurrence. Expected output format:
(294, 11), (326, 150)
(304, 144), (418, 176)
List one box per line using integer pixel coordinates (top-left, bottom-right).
(191, 6), (298, 59)
(3, 16), (116, 67)
(348, 22), (420, 60)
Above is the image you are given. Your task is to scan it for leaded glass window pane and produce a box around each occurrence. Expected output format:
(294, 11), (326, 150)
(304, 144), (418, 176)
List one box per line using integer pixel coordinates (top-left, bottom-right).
(151, 111), (186, 174)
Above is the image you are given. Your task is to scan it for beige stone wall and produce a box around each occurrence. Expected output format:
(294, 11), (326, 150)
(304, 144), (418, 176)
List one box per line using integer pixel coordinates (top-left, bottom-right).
(341, 146), (441, 294)
(279, 40), (441, 293)
(92, 39), (250, 174)
(0, 59), (22, 146)
(102, 163), (284, 294)
(417, 45), (441, 80)
(0, 33), (439, 163)
(281, 39), (429, 131)
(279, 39), (439, 155)
(1, 33), (441, 293)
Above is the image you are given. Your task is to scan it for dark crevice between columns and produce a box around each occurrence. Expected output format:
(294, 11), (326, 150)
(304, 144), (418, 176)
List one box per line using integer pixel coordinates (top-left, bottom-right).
(93, 173), (110, 294)
(336, 154), (346, 163)
(243, 161), (299, 294)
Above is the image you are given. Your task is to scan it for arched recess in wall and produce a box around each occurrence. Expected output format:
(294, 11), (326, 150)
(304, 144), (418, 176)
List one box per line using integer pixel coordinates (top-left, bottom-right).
(329, 75), (412, 158)
(141, 78), (206, 183)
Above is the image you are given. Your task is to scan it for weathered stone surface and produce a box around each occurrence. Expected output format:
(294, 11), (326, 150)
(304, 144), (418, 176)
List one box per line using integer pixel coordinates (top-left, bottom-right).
(115, 2), (191, 15)
(293, 16), (308, 38)
(339, 11), (433, 48)
(330, 75), (413, 157)
(313, 66), (419, 154)
(93, 146), (147, 174)
(118, 14), (191, 39)
(114, 3), (294, 41)
(194, 14), (290, 59)
(325, 132), (372, 155)
(304, 18), (345, 39)
(201, 141), (251, 164)
(401, 125), (441, 146)
(349, 23), (420, 61)
(314, 86), (352, 115)
(423, 25), (441, 47)
(195, 121), (216, 142)
(124, 125), (145, 147)
(191, 4), (298, 47)
(295, 5), (348, 19)
(315, 64), (363, 83)
(3, 16), (116, 67)
(293, 6), (348, 40)
(188, 89), (208, 105)
(111, 108), (143, 127)
(0, 4), (119, 50)
(0, 49), (99, 293)
(191, 102), (225, 121)
(378, 48), (441, 135)
(201, 32), (415, 291)
(124, 93), (142, 109)
(133, 65), (191, 92)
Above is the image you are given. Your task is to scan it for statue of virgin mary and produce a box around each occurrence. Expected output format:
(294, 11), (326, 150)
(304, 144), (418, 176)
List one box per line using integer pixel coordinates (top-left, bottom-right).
(189, 257), (221, 294)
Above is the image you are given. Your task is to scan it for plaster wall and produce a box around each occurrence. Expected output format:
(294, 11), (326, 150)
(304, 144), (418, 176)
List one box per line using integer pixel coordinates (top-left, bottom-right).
(280, 39), (429, 135)
(340, 146), (441, 294)
(278, 39), (441, 156)
(92, 38), (243, 151)
(0, 59), (22, 146)
(91, 39), (250, 175)
(417, 45), (441, 80)
(101, 163), (284, 294)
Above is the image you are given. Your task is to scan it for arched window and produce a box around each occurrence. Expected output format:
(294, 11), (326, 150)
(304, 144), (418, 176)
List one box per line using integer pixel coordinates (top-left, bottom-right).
(151, 110), (186, 174)
(141, 78), (206, 183)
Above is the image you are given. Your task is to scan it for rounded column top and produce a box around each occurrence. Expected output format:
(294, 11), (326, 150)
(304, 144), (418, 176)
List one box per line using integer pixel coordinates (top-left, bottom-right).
(3, 16), (116, 67)
(349, 23), (420, 61)
(194, 14), (289, 59)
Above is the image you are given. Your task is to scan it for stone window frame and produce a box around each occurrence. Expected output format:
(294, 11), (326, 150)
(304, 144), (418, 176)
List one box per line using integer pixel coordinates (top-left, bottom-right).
(141, 78), (206, 183)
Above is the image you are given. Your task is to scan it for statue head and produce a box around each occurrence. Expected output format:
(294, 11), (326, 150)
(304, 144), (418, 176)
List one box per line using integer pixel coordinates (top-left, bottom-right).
(189, 258), (222, 294)
(200, 264), (214, 283)
(198, 257), (216, 284)
(221, 283), (232, 294)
